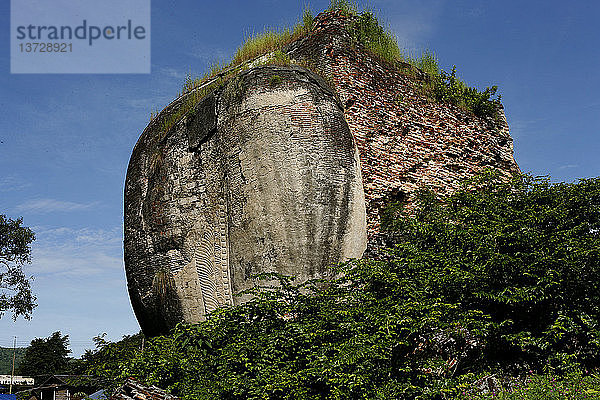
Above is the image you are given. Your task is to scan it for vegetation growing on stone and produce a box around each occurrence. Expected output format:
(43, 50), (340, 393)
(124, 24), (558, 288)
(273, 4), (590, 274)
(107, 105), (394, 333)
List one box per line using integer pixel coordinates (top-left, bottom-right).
(333, 1), (501, 118)
(269, 75), (283, 86)
(157, 75), (224, 137)
(87, 171), (600, 399)
(153, 0), (502, 137)
(230, 8), (313, 68)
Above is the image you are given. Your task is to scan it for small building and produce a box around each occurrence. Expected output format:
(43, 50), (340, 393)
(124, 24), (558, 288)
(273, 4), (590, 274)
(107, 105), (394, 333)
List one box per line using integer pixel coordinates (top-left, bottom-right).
(0, 375), (35, 395)
(23, 375), (101, 400)
(0, 375), (35, 386)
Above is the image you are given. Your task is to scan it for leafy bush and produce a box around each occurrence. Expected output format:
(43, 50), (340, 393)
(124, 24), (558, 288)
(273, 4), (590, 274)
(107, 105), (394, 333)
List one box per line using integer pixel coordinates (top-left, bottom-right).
(88, 171), (600, 399)
(427, 66), (501, 119)
(83, 332), (144, 379)
(383, 170), (600, 373)
(461, 372), (600, 399)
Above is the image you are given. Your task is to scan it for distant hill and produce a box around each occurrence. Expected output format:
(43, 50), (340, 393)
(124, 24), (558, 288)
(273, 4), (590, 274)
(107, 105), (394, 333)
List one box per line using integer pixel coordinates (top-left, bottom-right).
(0, 347), (26, 375)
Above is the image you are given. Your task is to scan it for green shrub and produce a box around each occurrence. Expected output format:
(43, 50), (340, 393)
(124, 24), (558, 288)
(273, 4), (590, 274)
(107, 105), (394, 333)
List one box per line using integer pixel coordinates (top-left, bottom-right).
(414, 50), (441, 78)
(328, 0), (359, 15)
(347, 11), (404, 65)
(87, 171), (600, 399)
(383, 170), (600, 372)
(428, 66), (501, 119)
(461, 372), (600, 399)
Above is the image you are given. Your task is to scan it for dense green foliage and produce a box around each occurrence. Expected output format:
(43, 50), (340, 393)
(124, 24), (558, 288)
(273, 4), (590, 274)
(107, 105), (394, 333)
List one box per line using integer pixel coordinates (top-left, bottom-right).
(0, 214), (36, 320)
(461, 372), (600, 399)
(82, 332), (144, 378)
(0, 347), (26, 375)
(84, 171), (600, 399)
(382, 171), (600, 373)
(17, 332), (71, 376)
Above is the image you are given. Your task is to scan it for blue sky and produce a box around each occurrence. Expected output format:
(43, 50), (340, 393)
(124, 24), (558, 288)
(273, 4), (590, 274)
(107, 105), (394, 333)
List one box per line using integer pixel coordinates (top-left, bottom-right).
(1, 0), (599, 357)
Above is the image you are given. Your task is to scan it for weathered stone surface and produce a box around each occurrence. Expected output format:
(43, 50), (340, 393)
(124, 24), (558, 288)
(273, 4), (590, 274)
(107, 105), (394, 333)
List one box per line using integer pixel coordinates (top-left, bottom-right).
(124, 65), (367, 335)
(186, 93), (217, 150)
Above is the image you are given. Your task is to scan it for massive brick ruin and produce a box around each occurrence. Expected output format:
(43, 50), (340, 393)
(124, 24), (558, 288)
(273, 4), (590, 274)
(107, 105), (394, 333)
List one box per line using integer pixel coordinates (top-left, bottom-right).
(124, 10), (519, 336)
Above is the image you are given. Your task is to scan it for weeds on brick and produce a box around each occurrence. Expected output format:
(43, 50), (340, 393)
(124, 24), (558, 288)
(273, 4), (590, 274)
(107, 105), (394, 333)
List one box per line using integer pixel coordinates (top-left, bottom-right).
(153, 0), (501, 135)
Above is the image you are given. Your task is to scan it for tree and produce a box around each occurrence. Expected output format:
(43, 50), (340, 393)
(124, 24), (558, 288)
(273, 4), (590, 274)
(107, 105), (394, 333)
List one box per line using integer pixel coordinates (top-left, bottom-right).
(0, 214), (36, 320)
(17, 331), (71, 376)
(80, 332), (145, 377)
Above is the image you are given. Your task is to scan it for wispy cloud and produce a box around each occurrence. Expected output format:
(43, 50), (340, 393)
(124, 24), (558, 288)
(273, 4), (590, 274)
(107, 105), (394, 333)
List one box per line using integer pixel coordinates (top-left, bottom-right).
(126, 95), (174, 111)
(381, 0), (447, 52)
(158, 66), (188, 80)
(463, 5), (484, 19)
(34, 226), (122, 245)
(559, 164), (579, 170)
(8, 225), (137, 357)
(508, 118), (550, 138)
(28, 226), (123, 278)
(0, 175), (31, 192)
(15, 198), (99, 213)
(186, 45), (230, 66)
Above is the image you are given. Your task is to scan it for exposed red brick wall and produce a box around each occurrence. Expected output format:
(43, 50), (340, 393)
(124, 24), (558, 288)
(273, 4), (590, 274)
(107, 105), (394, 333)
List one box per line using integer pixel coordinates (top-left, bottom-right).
(288, 11), (519, 237)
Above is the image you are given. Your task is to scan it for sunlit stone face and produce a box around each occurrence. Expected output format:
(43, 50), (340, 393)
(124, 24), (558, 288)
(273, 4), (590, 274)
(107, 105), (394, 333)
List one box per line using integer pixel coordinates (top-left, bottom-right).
(124, 66), (367, 336)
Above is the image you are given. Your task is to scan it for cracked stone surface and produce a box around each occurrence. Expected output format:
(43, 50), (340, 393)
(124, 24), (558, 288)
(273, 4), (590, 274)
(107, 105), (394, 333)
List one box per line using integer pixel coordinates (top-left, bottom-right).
(124, 66), (367, 335)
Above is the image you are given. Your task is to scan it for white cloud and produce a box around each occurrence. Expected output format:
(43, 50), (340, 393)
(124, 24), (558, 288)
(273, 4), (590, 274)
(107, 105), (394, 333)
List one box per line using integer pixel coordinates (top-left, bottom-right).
(0, 175), (31, 192)
(6, 224), (138, 357)
(186, 45), (230, 66)
(30, 249), (123, 278)
(378, 0), (447, 51)
(126, 95), (174, 111)
(158, 66), (188, 80)
(30, 226), (123, 275)
(507, 118), (550, 139)
(15, 198), (99, 213)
